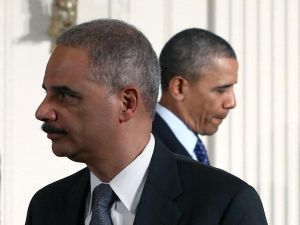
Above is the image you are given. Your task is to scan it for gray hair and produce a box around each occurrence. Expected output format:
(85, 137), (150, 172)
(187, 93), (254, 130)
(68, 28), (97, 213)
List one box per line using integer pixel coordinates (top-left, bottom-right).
(159, 28), (236, 91)
(56, 19), (160, 117)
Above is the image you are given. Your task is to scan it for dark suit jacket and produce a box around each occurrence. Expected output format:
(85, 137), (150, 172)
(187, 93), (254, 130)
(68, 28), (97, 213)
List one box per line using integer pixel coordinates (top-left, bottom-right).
(152, 113), (192, 158)
(25, 139), (268, 225)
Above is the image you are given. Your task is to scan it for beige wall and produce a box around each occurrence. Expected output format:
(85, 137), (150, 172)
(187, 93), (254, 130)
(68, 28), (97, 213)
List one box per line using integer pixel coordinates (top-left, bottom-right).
(1, 0), (299, 225)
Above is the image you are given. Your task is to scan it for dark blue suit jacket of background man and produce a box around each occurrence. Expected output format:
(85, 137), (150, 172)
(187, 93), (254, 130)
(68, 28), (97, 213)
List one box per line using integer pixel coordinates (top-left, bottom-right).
(152, 113), (193, 158)
(25, 139), (268, 225)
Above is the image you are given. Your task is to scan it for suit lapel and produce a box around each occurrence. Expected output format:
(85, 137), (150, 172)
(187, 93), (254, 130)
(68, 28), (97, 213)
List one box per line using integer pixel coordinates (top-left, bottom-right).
(134, 140), (183, 225)
(58, 141), (183, 225)
(64, 168), (90, 225)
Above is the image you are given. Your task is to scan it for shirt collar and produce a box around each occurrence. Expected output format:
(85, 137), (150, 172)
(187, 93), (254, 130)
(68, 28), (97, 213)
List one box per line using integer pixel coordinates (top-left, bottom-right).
(89, 134), (155, 214)
(156, 103), (198, 158)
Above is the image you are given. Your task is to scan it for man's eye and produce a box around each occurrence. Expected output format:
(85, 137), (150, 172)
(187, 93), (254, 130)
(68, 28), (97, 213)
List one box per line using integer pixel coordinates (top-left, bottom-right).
(57, 92), (74, 101)
(58, 92), (66, 99)
(216, 88), (226, 94)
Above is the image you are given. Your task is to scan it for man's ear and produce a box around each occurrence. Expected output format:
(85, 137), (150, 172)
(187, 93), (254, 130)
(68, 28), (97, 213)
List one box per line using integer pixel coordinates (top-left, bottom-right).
(119, 87), (138, 122)
(168, 76), (188, 101)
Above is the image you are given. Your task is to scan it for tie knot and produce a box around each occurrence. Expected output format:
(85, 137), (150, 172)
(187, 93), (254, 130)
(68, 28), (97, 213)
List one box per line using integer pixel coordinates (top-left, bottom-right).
(91, 184), (114, 209)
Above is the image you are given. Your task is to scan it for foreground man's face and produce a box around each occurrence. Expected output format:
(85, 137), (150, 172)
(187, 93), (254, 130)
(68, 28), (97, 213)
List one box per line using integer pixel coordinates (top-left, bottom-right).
(35, 45), (120, 162)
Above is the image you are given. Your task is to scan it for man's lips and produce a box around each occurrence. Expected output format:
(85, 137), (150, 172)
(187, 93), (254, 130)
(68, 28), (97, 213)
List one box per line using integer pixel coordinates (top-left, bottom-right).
(46, 132), (66, 140)
(41, 123), (67, 140)
(212, 117), (222, 124)
(216, 113), (228, 120)
(212, 114), (227, 125)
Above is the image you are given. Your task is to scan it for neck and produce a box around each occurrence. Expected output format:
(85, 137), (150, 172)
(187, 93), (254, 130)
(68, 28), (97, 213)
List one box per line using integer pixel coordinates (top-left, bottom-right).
(86, 129), (151, 182)
(159, 95), (181, 119)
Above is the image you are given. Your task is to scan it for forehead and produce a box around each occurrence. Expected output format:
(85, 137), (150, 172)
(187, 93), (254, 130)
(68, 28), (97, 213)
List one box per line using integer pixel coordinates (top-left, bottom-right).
(43, 45), (90, 85)
(197, 57), (238, 85)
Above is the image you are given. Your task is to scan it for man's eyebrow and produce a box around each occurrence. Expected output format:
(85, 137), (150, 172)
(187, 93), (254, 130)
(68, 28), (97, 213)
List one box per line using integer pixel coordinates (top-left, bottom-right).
(52, 86), (81, 96)
(215, 82), (237, 89)
(42, 84), (81, 97)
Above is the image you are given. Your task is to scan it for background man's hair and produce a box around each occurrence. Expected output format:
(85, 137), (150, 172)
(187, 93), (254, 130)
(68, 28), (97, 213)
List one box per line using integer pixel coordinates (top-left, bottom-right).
(56, 19), (160, 117)
(159, 28), (236, 91)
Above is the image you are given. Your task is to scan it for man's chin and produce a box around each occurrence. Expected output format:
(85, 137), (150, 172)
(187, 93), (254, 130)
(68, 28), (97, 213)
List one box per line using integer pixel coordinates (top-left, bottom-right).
(67, 154), (85, 163)
(200, 126), (219, 136)
(51, 148), (68, 157)
(51, 143), (73, 157)
(51, 146), (84, 163)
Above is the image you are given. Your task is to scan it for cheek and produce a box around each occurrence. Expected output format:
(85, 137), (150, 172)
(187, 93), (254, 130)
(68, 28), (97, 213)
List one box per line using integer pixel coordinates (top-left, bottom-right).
(207, 104), (221, 118)
(62, 107), (99, 139)
(82, 104), (118, 133)
(199, 100), (221, 121)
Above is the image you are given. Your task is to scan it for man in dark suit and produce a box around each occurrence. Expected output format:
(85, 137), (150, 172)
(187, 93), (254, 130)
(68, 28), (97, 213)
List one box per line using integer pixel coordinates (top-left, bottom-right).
(153, 29), (238, 164)
(25, 19), (267, 225)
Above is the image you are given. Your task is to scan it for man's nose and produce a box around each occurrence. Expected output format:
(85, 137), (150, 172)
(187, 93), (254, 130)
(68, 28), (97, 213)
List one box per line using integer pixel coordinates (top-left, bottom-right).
(224, 91), (236, 110)
(35, 98), (57, 121)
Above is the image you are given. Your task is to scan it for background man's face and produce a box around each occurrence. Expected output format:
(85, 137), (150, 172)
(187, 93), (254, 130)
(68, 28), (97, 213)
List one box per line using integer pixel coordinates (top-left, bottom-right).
(180, 57), (238, 135)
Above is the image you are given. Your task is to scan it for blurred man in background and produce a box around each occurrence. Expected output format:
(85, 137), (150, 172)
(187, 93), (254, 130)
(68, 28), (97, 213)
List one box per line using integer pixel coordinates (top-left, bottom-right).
(153, 28), (238, 165)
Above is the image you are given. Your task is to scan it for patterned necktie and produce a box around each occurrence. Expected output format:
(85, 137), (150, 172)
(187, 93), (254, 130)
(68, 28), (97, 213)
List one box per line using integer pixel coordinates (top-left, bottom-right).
(194, 138), (210, 165)
(90, 184), (115, 225)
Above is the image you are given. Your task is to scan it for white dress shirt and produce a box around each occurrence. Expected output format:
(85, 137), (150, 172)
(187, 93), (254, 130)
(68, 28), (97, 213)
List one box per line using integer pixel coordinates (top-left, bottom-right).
(85, 134), (155, 225)
(156, 103), (201, 160)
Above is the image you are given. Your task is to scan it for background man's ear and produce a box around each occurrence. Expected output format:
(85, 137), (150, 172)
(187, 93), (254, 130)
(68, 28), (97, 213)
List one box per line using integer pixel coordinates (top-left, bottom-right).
(168, 76), (188, 101)
(119, 87), (138, 122)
